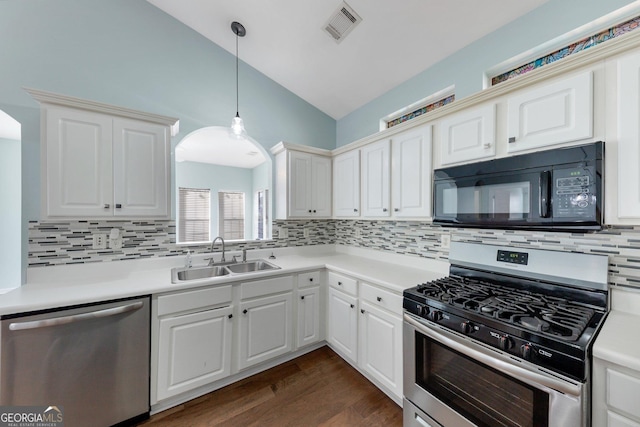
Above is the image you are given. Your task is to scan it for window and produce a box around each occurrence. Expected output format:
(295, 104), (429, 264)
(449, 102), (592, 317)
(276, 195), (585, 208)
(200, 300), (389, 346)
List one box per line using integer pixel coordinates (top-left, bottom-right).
(255, 189), (269, 240)
(178, 187), (210, 243)
(219, 191), (245, 240)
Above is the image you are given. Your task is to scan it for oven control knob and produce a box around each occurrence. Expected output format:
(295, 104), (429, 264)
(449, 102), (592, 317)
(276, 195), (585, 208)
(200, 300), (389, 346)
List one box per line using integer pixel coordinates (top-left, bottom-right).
(417, 305), (429, 317)
(428, 310), (442, 322)
(521, 344), (533, 361)
(499, 335), (513, 351)
(460, 321), (473, 334)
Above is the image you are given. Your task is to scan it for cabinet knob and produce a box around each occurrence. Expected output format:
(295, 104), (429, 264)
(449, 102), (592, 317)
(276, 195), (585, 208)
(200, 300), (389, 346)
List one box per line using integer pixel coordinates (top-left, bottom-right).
(243, 309), (248, 314)
(308, 210), (312, 213)
(301, 296), (305, 300)
(508, 136), (516, 144)
(483, 143), (492, 149)
(338, 282), (342, 286)
(309, 278), (313, 282)
(360, 309), (365, 314)
(350, 304), (354, 309)
(383, 208), (388, 212)
(354, 208), (358, 212)
(394, 208), (399, 212)
(115, 204), (122, 209)
(228, 314), (233, 319)
(104, 204), (110, 209)
(377, 296), (382, 302)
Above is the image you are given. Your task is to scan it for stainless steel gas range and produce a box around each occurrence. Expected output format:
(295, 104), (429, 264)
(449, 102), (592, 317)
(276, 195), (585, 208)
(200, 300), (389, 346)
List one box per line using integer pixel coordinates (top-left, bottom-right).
(402, 242), (609, 427)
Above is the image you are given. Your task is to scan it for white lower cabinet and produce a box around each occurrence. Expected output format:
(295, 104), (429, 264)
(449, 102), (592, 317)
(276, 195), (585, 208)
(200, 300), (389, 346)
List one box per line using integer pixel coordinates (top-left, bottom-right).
(358, 283), (403, 401)
(327, 286), (358, 364)
(593, 357), (640, 427)
(296, 271), (322, 349)
(155, 286), (233, 401)
(238, 276), (294, 370)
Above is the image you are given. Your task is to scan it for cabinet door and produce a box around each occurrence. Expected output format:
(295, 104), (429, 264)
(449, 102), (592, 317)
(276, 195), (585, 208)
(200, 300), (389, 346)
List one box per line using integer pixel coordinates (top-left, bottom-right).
(507, 71), (593, 153)
(617, 52), (640, 219)
(297, 286), (321, 349)
(327, 287), (358, 363)
(112, 118), (170, 217)
(333, 150), (360, 217)
(392, 125), (432, 218)
(361, 139), (391, 217)
(359, 301), (402, 399)
(156, 305), (233, 400)
(311, 155), (332, 217)
(43, 107), (113, 217)
(238, 292), (293, 370)
(288, 151), (312, 217)
(439, 103), (496, 165)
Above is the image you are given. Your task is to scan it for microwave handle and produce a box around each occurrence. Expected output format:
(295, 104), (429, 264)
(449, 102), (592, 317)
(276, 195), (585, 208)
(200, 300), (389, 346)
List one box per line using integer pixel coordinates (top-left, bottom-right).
(539, 171), (551, 218)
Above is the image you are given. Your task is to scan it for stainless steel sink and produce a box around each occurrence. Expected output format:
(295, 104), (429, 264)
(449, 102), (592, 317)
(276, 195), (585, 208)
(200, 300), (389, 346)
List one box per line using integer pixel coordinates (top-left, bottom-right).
(174, 265), (230, 281)
(226, 260), (280, 274)
(172, 259), (280, 282)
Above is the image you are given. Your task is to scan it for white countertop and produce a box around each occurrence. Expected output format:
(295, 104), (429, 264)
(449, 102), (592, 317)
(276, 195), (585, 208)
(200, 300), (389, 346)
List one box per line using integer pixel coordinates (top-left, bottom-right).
(593, 287), (640, 372)
(0, 245), (449, 316)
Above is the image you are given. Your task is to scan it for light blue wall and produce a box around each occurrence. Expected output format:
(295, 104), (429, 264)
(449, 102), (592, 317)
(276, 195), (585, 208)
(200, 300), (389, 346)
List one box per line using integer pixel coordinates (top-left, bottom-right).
(176, 161), (254, 240)
(0, 137), (21, 288)
(336, 0), (637, 146)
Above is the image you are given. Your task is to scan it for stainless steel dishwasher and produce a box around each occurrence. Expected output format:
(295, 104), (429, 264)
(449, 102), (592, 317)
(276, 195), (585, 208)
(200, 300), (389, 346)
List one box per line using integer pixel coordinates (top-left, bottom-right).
(0, 296), (150, 426)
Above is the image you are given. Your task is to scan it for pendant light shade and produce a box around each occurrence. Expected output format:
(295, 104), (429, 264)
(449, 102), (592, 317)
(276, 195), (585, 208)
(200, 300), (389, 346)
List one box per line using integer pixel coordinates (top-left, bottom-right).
(230, 21), (247, 139)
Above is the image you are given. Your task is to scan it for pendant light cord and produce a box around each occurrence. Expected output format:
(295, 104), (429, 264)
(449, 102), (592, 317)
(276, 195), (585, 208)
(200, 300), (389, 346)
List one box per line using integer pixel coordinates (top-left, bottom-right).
(235, 30), (239, 117)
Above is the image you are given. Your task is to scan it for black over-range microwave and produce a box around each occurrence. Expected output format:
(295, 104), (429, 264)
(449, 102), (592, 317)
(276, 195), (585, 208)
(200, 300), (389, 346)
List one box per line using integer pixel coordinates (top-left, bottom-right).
(433, 141), (604, 231)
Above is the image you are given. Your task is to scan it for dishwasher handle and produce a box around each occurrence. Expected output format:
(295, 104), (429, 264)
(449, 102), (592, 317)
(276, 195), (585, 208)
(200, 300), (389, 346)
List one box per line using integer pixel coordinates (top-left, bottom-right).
(8, 301), (144, 331)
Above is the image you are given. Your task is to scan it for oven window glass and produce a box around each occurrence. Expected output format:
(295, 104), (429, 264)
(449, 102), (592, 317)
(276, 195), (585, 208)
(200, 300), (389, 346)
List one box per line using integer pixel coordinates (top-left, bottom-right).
(416, 333), (548, 427)
(441, 181), (530, 219)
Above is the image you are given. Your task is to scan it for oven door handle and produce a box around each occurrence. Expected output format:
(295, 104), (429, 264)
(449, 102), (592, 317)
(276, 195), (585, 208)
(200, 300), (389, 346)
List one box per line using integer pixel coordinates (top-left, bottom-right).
(404, 313), (582, 397)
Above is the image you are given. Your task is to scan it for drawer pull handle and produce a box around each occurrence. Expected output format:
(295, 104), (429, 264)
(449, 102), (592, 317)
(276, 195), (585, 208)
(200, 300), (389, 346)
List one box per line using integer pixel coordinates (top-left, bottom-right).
(377, 296), (382, 302)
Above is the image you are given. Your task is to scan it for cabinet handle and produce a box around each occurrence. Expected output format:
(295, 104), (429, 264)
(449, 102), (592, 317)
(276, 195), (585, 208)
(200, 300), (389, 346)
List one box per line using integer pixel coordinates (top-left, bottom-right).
(104, 204), (110, 209)
(483, 143), (492, 149)
(301, 296), (305, 300)
(350, 304), (354, 309)
(308, 210), (312, 213)
(354, 208), (358, 212)
(309, 278), (313, 282)
(360, 309), (365, 314)
(338, 282), (342, 286)
(243, 309), (248, 314)
(377, 296), (382, 302)
(394, 208), (399, 212)
(115, 204), (122, 209)
(228, 314), (233, 319)
(508, 136), (516, 144)
(383, 208), (388, 212)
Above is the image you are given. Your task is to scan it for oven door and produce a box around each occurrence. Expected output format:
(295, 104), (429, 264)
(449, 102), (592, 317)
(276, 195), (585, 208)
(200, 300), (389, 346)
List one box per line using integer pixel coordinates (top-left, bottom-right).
(403, 313), (586, 427)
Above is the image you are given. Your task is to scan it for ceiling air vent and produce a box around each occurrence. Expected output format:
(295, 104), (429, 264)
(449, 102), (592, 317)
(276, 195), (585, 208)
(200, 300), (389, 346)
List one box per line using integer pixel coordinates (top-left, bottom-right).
(323, 2), (362, 43)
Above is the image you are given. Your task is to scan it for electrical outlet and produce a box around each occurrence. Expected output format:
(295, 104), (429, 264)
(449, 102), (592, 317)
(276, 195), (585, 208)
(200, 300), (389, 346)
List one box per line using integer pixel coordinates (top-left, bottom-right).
(440, 234), (451, 249)
(355, 227), (361, 238)
(303, 227), (310, 238)
(92, 233), (108, 249)
(279, 227), (288, 239)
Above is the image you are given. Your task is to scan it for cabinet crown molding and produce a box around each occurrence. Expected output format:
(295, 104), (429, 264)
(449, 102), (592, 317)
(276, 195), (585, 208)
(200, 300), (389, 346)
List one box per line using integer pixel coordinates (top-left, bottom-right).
(24, 87), (180, 136)
(270, 141), (332, 156)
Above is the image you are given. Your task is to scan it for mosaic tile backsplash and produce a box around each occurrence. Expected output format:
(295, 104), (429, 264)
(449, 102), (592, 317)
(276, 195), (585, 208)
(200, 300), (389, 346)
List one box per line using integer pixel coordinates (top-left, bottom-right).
(28, 219), (640, 288)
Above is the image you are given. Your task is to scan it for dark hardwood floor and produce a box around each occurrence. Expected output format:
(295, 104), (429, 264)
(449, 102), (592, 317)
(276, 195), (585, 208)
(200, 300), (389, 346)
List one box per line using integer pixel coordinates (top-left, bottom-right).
(139, 346), (403, 427)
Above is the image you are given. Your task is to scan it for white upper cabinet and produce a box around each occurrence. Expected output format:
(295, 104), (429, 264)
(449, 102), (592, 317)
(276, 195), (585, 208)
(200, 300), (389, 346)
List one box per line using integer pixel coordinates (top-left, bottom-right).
(273, 145), (332, 219)
(391, 124), (432, 218)
(506, 71), (593, 153)
(33, 90), (178, 219)
(333, 150), (361, 217)
(361, 139), (391, 217)
(616, 51), (640, 220)
(439, 103), (496, 165)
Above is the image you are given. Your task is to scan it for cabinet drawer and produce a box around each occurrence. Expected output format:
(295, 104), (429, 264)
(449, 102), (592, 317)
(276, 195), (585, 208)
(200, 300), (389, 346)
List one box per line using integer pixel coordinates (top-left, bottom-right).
(240, 275), (294, 300)
(328, 271), (357, 296)
(298, 271), (321, 288)
(607, 368), (640, 420)
(158, 285), (232, 316)
(360, 282), (402, 314)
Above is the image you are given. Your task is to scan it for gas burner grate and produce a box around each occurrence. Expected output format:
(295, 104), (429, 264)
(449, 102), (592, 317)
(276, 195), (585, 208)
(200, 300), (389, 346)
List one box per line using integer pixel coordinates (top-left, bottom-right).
(416, 276), (595, 341)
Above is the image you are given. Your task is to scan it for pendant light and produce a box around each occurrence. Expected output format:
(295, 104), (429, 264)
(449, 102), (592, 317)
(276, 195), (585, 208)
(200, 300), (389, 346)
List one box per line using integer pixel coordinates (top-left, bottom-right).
(230, 21), (247, 139)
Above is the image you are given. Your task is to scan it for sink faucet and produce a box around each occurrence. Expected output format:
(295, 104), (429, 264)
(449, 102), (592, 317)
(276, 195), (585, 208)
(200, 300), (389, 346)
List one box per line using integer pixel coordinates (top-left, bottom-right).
(209, 236), (225, 265)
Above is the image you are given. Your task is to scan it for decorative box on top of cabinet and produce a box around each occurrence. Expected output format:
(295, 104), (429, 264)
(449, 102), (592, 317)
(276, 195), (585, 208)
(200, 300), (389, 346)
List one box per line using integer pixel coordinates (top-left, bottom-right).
(29, 89), (178, 219)
(272, 143), (332, 219)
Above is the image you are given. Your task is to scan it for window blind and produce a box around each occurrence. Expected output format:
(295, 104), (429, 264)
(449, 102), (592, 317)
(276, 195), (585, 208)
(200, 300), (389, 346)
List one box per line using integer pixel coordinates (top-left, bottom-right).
(218, 191), (245, 240)
(178, 187), (210, 243)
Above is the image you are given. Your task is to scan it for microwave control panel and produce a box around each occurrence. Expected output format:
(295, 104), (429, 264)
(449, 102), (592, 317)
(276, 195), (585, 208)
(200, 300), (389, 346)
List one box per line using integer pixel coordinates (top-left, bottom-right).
(554, 167), (596, 218)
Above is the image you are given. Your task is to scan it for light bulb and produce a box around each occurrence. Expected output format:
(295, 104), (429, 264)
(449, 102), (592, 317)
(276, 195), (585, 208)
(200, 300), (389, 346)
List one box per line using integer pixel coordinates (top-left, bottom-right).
(231, 115), (245, 137)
